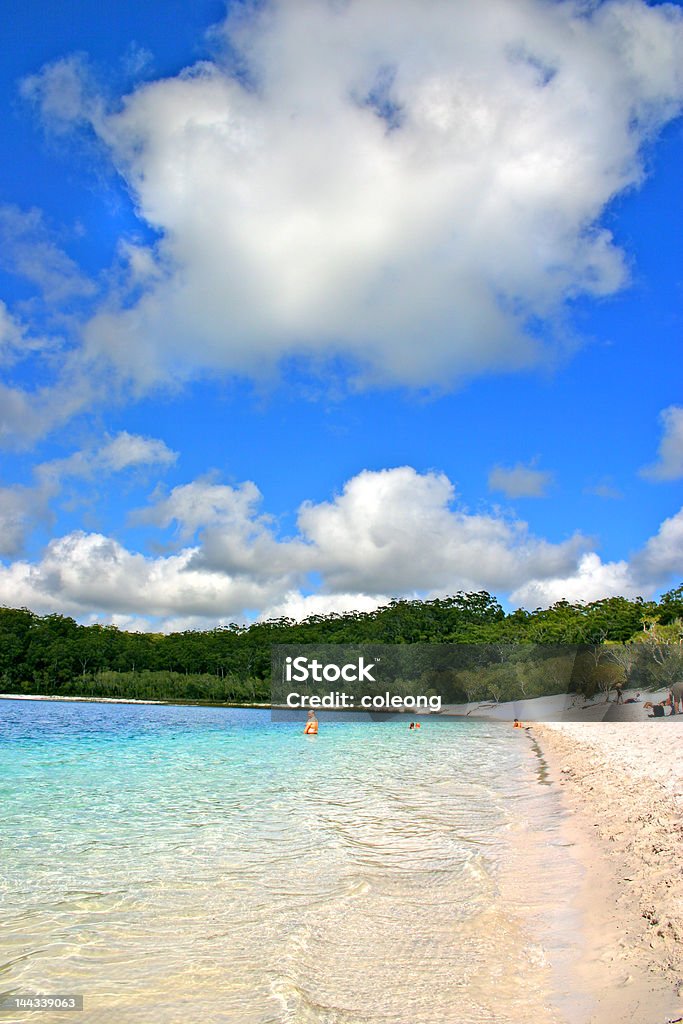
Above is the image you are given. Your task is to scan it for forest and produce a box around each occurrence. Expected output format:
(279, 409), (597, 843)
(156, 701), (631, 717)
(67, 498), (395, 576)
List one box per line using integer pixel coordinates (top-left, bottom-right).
(0, 586), (682, 705)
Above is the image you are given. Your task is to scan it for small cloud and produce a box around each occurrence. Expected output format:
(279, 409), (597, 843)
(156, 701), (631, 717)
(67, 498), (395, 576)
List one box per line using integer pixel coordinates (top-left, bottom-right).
(38, 431), (178, 484)
(584, 478), (623, 500)
(488, 461), (553, 499)
(99, 432), (177, 473)
(122, 43), (153, 80)
(0, 204), (95, 303)
(20, 54), (96, 133)
(0, 373), (94, 449)
(0, 301), (53, 367)
(640, 405), (683, 482)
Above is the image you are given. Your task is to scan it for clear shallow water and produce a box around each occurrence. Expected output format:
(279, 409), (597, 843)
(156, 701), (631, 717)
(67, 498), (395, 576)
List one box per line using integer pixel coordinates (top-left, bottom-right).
(0, 701), (584, 1024)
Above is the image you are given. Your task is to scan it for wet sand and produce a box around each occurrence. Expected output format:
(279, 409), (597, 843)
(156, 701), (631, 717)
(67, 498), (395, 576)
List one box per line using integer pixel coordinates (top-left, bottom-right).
(532, 722), (683, 1024)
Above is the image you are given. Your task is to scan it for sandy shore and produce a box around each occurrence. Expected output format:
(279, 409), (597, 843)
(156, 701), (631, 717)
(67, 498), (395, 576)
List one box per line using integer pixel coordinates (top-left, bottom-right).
(441, 687), (678, 722)
(532, 722), (683, 1024)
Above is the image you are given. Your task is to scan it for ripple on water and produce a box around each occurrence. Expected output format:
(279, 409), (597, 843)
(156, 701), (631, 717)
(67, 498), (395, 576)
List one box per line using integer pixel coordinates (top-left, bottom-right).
(0, 703), (582, 1024)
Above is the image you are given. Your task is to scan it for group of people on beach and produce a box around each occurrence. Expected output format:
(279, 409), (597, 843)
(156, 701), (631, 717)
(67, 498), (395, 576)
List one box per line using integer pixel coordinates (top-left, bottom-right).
(302, 686), (683, 731)
(644, 681), (683, 717)
(616, 680), (682, 717)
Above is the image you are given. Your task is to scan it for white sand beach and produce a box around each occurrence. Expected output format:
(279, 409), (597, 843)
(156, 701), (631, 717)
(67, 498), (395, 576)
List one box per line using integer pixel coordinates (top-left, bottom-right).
(532, 721), (683, 1024)
(442, 687), (680, 722)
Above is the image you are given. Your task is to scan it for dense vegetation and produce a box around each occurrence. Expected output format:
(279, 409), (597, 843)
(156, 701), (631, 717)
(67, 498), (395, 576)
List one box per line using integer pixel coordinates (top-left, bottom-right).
(1, 586), (682, 704)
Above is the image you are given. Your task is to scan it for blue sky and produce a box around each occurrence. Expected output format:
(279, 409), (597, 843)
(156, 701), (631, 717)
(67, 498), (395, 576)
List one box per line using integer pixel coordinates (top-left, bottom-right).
(0, 0), (682, 630)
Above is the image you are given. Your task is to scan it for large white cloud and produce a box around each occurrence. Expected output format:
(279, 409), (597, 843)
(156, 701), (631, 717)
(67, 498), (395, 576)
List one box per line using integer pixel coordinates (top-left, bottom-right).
(296, 466), (583, 592)
(19, 0), (683, 393)
(509, 552), (639, 609)
(1, 465), (681, 629)
(0, 532), (285, 619)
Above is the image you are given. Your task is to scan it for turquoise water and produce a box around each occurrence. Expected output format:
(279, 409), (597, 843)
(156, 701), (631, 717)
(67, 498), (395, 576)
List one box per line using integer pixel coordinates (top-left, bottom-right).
(0, 700), (583, 1024)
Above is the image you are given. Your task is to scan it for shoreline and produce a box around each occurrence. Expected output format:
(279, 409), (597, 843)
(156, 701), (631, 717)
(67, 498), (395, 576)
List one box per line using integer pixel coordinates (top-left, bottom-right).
(2, 687), (678, 722)
(531, 722), (683, 1024)
(0, 693), (273, 709)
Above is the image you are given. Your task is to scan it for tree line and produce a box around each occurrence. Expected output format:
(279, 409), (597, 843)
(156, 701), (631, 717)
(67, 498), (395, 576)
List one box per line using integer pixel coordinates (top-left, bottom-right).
(0, 586), (681, 704)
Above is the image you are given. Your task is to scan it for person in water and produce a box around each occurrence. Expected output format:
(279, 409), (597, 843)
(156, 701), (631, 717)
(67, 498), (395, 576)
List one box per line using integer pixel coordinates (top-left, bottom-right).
(303, 710), (318, 734)
(409, 722), (415, 730)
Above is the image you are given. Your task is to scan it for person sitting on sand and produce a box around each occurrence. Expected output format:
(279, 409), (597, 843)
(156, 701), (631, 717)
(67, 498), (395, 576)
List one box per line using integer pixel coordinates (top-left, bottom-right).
(643, 700), (668, 718)
(623, 692), (642, 704)
(303, 710), (318, 734)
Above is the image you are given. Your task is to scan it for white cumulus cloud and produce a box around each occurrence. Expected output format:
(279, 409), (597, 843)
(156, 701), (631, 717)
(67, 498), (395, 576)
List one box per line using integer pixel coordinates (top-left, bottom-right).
(1, 465), (681, 628)
(296, 466), (579, 593)
(509, 552), (639, 609)
(0, 532), (284, 620)
(20, 0), (683, 394)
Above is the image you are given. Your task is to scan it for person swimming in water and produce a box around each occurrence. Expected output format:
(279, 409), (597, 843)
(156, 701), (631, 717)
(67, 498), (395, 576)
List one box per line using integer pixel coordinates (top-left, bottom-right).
(303, 710), (318, 734)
